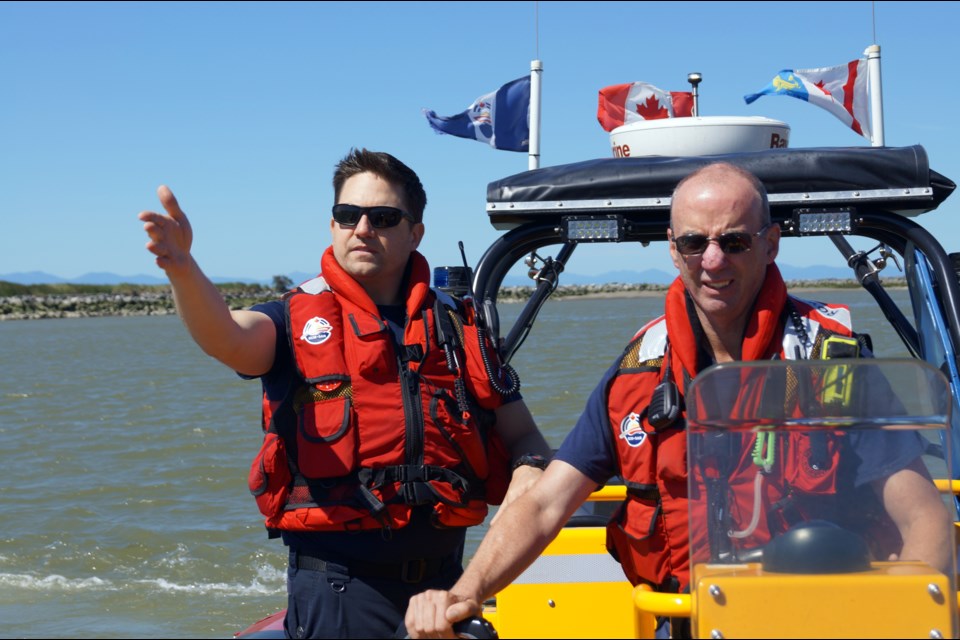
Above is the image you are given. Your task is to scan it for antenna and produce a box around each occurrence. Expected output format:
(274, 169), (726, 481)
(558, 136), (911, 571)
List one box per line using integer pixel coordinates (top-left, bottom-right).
(534, 0), (540, 60)
(457, 241), (475, 299)
(529, 3), (543, 170)
(687, 72), (702, 117)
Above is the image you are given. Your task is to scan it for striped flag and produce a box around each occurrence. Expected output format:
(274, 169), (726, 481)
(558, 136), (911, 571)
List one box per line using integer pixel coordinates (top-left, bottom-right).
(744, 59), (871, 140)
(423, 76), (531, 152)
(597, 82), (694, 132)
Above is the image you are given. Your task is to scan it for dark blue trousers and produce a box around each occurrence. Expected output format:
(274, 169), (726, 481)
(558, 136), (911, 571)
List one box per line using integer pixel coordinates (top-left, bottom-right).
(284, 552), (463, 639)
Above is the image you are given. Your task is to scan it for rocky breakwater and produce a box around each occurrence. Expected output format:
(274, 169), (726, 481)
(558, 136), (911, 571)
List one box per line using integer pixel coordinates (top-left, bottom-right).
(0, 292), (177, 320)
(498, 282), (668, 301)
(0, 286), (277, 321)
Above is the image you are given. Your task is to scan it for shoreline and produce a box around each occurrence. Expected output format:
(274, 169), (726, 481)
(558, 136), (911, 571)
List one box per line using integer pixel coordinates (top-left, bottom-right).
(0, 279), (906, 321)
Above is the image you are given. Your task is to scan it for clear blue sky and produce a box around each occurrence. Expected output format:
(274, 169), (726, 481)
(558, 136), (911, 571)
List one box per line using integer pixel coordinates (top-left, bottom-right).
(3, 1), (957, 282)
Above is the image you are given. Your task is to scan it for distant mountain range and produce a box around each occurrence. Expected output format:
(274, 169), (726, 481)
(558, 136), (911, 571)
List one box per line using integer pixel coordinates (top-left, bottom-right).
(1, 264), (857, 287)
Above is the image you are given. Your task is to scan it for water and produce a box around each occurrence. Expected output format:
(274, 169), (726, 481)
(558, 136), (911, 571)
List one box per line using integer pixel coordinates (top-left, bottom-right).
(0, 289), (914, 638)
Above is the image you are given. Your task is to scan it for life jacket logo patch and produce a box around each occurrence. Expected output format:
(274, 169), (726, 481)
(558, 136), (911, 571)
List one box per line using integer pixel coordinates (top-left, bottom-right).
(810, 301), (838, 316)
(301, 316), (333, 345)
(619, 412), (647, 448)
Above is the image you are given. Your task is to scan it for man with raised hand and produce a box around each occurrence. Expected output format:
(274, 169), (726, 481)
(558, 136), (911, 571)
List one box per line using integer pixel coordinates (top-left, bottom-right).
(140, 148), (551, 639)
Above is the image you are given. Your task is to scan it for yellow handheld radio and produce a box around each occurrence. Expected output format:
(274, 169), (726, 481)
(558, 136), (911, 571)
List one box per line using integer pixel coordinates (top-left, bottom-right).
(819, 335), (860, 407)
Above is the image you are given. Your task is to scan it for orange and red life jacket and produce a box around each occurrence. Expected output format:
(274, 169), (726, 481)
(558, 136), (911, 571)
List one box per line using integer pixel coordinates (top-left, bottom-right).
(604, 265), (856, 591)
(248, 248), (512, 533)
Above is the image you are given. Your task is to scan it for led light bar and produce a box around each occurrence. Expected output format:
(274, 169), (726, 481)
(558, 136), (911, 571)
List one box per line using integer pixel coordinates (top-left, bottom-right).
(562, 216), (624, 242)
(794, 208), (854, 234)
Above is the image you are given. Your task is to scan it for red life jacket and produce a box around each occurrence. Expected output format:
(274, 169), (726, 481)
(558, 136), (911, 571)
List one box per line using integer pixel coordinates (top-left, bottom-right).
(604, 265), (856, 591)
(248, 248), (512, 533)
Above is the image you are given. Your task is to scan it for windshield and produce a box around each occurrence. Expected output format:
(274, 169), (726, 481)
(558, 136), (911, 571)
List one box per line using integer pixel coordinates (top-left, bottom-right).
(686, 359), (954, 575)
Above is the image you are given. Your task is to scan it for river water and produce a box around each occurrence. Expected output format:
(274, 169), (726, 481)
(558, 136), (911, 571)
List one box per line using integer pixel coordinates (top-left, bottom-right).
(0, 289), (915, 638)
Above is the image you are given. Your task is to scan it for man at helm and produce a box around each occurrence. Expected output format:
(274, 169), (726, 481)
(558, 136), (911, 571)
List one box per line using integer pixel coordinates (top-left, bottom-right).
(405, 162), (952, 638)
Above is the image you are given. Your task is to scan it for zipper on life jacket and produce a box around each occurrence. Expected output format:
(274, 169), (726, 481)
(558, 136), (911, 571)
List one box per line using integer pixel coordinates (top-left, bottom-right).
(401, 365), (425, 467)
(397, 313), (427, 505)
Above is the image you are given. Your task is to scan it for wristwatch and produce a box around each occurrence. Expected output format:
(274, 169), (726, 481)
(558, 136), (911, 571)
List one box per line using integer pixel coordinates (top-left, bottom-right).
(512, 453), (548, 471)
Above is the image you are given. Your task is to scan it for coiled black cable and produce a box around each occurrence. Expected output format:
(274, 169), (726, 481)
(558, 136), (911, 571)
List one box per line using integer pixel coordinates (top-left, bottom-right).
(476, 321), (521, 397)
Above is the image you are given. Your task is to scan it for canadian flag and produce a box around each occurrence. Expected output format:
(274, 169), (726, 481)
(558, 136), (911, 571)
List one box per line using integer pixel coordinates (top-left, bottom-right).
(597, 82), (694, 132)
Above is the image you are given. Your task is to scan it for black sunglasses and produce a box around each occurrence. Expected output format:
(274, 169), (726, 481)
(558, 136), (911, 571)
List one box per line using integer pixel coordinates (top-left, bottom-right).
(672, 224), (771, 256)
(332, 204), (414, 229)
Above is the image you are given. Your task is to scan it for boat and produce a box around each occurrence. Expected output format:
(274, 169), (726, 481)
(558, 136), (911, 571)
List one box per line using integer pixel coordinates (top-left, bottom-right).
(237, 119), (960, 638)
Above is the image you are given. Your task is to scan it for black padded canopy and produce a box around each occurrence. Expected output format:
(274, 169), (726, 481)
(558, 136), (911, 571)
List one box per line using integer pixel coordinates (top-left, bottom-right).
(485, 145), (955, 228)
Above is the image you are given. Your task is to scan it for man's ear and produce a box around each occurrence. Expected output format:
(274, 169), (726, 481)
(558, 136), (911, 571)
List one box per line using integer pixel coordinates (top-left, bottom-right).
(409, 222), (424, 250)
(765, 223), (781, 263)
(667, 228), (682, 270)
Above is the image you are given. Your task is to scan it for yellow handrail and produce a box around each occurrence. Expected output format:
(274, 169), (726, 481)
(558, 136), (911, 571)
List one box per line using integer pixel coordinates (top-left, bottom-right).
(632, 584), (691, 615)
(934, 479), (960, 495)
(632, 584), (691, 639)
(587, 485), (627, 501)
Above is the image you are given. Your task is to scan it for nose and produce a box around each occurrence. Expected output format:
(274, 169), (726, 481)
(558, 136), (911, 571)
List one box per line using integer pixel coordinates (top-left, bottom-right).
(353, 214), (376, 237)
(699, 239), (729, 269)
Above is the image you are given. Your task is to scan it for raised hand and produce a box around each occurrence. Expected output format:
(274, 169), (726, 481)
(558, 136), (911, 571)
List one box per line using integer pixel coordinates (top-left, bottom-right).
(138, 185), (194, 275)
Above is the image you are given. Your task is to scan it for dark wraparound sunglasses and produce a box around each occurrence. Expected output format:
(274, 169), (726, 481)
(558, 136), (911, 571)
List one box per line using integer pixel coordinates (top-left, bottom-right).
(673, 224), (771, 256)
(332, 204), (414, 229)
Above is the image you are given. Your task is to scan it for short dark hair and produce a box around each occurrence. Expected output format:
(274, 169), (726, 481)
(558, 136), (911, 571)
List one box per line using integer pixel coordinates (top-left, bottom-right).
(332, 148), (427, 223)
(671, 162), (770, 226)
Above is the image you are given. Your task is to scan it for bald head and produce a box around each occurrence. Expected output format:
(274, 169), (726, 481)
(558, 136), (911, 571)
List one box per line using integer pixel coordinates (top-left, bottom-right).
(670, 163), (770, 230)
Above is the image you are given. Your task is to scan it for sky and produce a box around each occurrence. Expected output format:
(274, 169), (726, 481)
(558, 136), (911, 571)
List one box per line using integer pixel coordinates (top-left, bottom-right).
(3, 1), (959, 284)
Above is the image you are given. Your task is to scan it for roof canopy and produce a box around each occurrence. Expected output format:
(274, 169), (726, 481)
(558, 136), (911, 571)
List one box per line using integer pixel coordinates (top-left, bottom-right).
(486, 145), (955, 228)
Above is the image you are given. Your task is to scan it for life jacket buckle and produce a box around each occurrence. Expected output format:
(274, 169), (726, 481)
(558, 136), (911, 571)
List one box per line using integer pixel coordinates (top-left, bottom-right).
(402, 480), (435, 506)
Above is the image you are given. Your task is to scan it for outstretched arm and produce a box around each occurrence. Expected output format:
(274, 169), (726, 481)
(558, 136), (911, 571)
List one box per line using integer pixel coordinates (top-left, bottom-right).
(405, 460), (598, 638)
(875, 457), (953, 574)
(138, 185), (276, 375)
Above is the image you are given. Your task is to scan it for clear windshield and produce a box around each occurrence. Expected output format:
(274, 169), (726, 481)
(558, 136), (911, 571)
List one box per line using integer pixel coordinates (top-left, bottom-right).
(686, 359), (955, 578)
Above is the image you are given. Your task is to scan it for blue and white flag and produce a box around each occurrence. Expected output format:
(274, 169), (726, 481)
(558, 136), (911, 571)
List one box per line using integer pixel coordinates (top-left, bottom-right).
(744, 59), (871, 140)
(424, 76), (531, 152)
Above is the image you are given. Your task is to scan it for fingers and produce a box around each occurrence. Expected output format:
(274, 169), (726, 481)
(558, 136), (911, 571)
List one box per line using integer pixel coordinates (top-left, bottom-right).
(157, 185), (185, 221)
(138, 211), (166, 238)
(138, 185), (194, 273)
(406, 591), (479, 639)
(446, 599), (481, 624)
(406, 590), (452, 638)
(156, 185), (193, 243)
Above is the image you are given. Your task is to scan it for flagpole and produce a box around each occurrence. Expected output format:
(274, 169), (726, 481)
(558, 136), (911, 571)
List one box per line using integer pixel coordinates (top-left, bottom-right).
(865, 44), (884, 147)
(529, 59), (542, 170)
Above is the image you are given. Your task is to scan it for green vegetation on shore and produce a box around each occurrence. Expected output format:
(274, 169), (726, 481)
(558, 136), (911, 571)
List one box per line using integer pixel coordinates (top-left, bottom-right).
(0, 281), (279, 321)
(0, 277), (908, 320)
